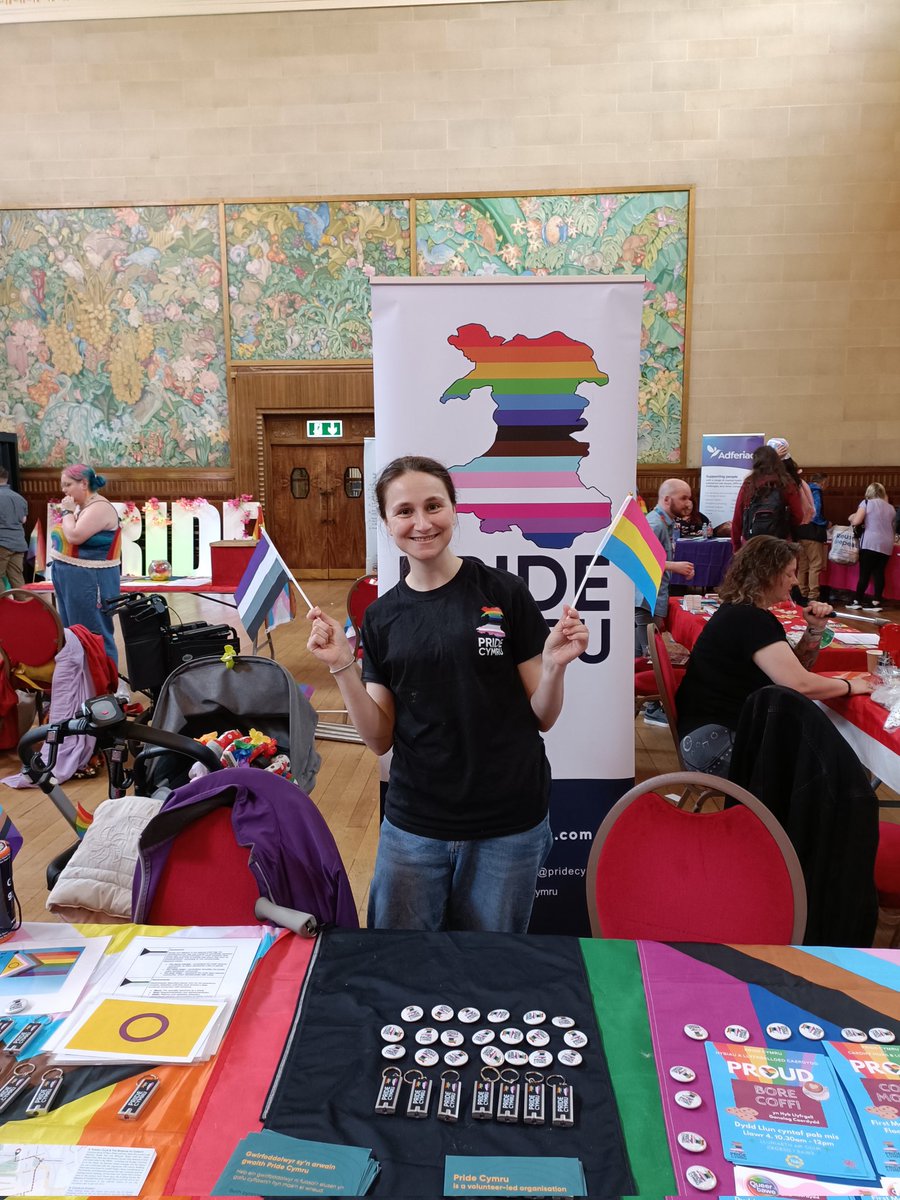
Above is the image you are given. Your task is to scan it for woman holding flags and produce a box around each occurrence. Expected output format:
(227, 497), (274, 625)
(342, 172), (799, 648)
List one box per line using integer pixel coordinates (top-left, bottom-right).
(306, 455), (588, 934)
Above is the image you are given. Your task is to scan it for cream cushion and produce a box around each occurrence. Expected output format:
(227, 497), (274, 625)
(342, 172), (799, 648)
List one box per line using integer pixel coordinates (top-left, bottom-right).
(46, 795), (164, 923)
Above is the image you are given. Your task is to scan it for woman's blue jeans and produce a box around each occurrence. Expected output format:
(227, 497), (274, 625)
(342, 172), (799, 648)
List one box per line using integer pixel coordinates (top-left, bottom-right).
(52, 561), (121, 666)
(368, 814), (554, 933)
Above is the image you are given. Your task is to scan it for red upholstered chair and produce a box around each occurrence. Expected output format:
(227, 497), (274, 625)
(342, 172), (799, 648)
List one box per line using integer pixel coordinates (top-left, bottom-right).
(147, 807), (263, 926)
(586, 771), (807, 944)
(346, 575), (377, 661)
(0, 589), (65, 714)
(634, 654), (660, 714)
(647, 626), (688, 767)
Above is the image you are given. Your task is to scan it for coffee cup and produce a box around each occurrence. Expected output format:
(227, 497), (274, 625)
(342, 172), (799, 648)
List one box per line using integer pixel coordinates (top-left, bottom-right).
(867, 649), (881, 675)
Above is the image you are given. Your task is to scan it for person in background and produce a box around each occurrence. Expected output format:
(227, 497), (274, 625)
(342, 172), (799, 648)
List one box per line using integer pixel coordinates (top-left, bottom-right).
(306, 455), (588, 933)
(795, 472), (829, 603)
(848, 482), (894, 612)
(674, 498), (712, 539)
(675, 536), (875, 776)
(50, 464), (121, 663)
(0, 468), (27, 590)
(635, 478), (695, 728)
(731, 444), (805, 551)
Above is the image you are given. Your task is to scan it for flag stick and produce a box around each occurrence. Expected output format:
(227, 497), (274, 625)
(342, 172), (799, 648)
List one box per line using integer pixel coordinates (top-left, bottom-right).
(570, 494), (632, 610)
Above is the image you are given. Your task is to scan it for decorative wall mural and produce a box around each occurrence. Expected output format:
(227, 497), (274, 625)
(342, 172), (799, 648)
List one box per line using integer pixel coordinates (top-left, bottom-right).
(0, 205), (228, 468)
(0, 190), (689, 470)
(415, 192), (690, 463)
(225, 200), (410, 361)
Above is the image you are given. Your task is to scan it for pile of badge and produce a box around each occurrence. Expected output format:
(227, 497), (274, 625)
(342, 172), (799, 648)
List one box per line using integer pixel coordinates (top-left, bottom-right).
(375, 1004), (586, 1125)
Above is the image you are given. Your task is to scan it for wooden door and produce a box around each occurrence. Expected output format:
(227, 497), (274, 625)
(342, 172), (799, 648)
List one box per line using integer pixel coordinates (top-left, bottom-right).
(322, 443), (367, 575)
(266, 412), (372, 578)
(269, 443), (330, 573)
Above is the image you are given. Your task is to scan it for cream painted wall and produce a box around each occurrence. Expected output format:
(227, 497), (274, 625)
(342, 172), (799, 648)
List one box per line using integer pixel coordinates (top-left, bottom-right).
(0, 0), (898, 466)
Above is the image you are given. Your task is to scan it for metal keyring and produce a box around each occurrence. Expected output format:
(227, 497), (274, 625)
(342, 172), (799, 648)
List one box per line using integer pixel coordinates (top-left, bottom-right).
(546, 1073), (567, 1087)
(525, 1071), (545, 1084)
(39, 1067), (64, 1082)
(480, 1066), (501, 1083)
(382, 1065), (402, 1080)
(8, 1062), (35, 1081)
(499, 1068), (520, 1082)
(403, 1068), (424, 1083)
(440, 1068), (460, 1082)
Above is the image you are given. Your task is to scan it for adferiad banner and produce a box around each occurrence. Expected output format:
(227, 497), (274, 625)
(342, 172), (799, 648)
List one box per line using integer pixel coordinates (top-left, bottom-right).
(699, 432), (765, 529)
(370, 276), (643, 934)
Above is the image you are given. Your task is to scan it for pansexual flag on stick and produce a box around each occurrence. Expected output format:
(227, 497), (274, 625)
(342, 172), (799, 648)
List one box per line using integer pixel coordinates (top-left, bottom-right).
(235, 530), (313, 641)
(572, 494), (666, 610)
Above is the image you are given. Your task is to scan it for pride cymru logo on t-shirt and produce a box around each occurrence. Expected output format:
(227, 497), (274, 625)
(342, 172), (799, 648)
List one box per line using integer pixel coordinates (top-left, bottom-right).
(439, 324), (612, 550)
(475, 605), (506, 657)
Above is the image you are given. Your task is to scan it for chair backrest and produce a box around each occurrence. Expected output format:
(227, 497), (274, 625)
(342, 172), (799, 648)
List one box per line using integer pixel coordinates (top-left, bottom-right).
(647, 626), (686, 766)
(586, 771), (807, 943)
(147, 806), (262, 925)
(346, 575), (377, 660)
(0, 589), (64, 671)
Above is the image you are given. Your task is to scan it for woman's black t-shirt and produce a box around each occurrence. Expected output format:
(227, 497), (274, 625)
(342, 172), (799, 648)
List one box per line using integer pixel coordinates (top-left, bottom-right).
(361, 558), (550, 841)
(676, 603), (787, 738)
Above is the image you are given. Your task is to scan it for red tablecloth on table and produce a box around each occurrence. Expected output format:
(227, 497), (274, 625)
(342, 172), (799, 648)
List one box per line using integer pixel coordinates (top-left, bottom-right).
(824, 544), (900, 601)
(666, 598), (870, 672)
(821, 679), (900, 793)
(25, 578), (238, 595)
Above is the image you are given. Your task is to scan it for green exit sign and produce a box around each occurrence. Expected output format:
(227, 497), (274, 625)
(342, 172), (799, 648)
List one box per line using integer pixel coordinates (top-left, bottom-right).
(307, 419), (343, 438)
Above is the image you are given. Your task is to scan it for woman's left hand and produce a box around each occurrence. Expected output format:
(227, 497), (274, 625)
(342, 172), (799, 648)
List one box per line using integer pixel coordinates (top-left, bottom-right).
(802, 601), (833, 631)
(544, 605), (589, 666)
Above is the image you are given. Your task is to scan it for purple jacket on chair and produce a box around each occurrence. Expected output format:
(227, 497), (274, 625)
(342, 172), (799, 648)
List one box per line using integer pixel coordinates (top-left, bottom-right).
(132, 766), (358, 928)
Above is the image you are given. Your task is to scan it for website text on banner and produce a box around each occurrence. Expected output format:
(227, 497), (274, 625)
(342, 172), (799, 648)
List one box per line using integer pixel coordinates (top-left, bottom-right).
(698, 433), (764, 531)
(370, 276), (644, 935)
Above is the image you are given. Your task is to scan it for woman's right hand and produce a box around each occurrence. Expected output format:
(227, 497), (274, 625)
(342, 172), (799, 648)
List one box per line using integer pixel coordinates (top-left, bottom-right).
(306, 607), (355, 670)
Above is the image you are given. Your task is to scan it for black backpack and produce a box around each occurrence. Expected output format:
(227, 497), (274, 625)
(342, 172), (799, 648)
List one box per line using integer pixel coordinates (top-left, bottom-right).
(743, 483), (789, 540)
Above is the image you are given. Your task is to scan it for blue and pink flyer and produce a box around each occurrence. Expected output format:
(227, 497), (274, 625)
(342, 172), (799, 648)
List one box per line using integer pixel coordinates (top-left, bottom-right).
(705, 1043), (875, 1184)
(826, 1042), (900, 1178)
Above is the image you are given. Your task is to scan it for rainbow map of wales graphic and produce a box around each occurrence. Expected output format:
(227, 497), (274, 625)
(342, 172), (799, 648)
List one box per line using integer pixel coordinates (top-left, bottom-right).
(440, 324), (612, 549)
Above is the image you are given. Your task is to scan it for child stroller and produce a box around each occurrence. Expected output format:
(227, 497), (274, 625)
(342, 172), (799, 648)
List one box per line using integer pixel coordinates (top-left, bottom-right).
(135, 653), (321, 796)
(19, 693), (354, 932)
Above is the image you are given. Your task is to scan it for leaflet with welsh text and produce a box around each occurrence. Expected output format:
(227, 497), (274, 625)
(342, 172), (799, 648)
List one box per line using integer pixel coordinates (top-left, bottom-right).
(826, 1041), (900, 1178)
(705, 1042), (875, 1184)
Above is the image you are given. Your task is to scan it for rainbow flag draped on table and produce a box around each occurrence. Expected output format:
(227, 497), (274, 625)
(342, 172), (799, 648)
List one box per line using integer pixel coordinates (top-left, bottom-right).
(575, 494), (666, 609)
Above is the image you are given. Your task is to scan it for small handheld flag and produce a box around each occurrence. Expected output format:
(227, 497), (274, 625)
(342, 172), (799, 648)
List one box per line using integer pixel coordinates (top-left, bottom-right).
(235, 530), (313, 642)
(572, 494), (666, 610)
(26, 520), (46, 575)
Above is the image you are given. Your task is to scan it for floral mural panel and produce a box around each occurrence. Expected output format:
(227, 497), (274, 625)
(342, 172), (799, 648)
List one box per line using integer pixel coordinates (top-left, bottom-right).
(0, 205), (228, 468)
(225, 200), (411, 361)
(415, 192), (690, 464)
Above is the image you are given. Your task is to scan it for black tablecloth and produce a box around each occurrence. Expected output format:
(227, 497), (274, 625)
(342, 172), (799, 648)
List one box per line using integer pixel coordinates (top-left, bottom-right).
(263, 928), (634, 1197)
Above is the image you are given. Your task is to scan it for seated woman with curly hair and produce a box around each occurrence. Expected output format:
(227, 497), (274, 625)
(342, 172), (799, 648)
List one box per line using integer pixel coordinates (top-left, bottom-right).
(675, 535), (876, 776)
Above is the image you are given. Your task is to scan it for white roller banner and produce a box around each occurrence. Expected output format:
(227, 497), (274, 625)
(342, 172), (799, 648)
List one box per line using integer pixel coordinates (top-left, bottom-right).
(371, 276), (643, 934)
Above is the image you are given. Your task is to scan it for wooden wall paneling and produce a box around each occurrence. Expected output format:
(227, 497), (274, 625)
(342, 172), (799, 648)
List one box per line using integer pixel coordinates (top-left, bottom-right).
(230, 364), (374, 504)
